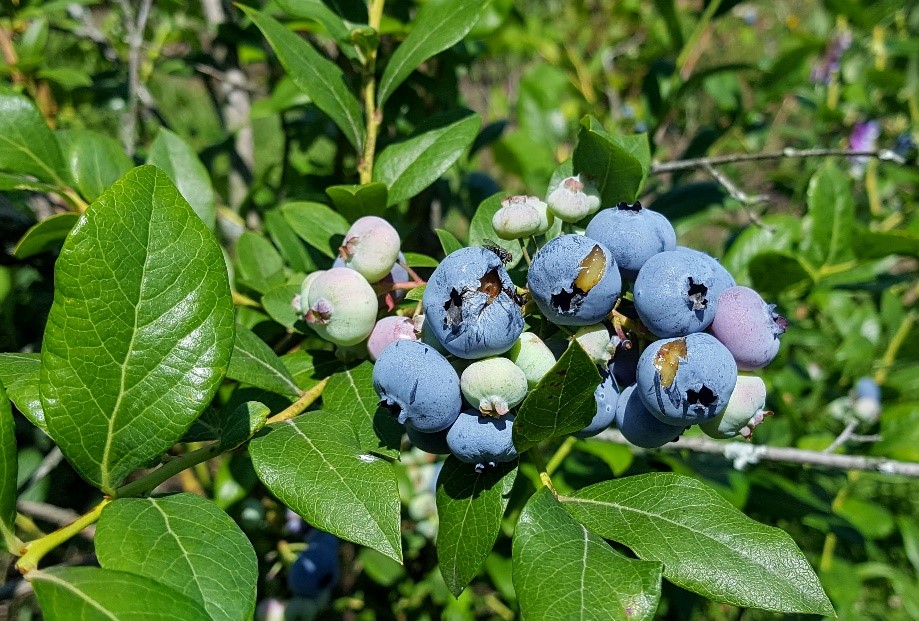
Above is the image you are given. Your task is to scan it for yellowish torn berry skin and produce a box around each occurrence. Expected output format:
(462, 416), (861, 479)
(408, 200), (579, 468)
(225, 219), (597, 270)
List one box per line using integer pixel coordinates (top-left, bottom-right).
(653, 338), (687, 389)
(573, 244), (607, 292)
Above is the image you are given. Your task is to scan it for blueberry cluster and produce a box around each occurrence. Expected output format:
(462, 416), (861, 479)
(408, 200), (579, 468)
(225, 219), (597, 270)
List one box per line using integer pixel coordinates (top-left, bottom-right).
(296, 181), (787, 471)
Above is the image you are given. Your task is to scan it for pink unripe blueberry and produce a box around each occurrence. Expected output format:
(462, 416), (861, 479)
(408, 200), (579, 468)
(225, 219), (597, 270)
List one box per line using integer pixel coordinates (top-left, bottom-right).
(710, 286), (787, 370)
(546, 174), (601, 222)
(506, 332), (556, 388)
(460, 357), (528, 416)
(492, 195), (554, 240)
(339, 216), (401, 283)
(367, 316), (419, 361)
(304, 267), (377, 346)
(700, 374), (770, 439)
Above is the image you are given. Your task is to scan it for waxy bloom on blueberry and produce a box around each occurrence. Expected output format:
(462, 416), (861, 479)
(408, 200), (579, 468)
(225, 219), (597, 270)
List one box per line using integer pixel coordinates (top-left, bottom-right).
(575, 373), (619, 438)
(373, 340), (461, 432)
(422, 247), (524, 359)
(633, 250), (719, 338)
(527, 234), (621, 326)
(339, 216), (401, 283)
(507, 332), (556, 389)
(492, 195), (553, 239)
(636, 332), (738, 426)
(460, 357), (528, 416)
(710, 286), (787, 370)
(616, 384), (687, 448)
(546, 175), (601, 222)
(585, 201), (676, 279)
(304, 268), (377, 346)
(700, 374), (770, 439)
(446, 410), (518, 472)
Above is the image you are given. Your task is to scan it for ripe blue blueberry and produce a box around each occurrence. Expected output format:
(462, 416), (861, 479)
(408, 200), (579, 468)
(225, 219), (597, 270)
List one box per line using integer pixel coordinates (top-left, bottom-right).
(636, 332), (738, 425)
(710, 286), (787, 370)
(633, 250), (720, 337)
(852, 376), (881, 422)
(422, 247), (524, 359)
(608, 337), (639, 389)
(287, 530), (340, 598)
(584, 201), (676, 279)
(527, 234), (622, 326)
(446, 410), (518, 472)
(674, 246), (735, 297)
(615, 384), (688, 448)
(575, 372), (619, 438)
(373, 340), (461, 432)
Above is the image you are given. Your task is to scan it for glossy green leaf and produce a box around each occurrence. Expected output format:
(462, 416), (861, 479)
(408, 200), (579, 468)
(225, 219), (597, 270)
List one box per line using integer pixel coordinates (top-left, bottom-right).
(326, 183), (389, 223)
(468, 193), (522, 269)
(401, 252), (438, 267)
(0, 171), (58, 193)
(853, 227), (919, 259)
(62, 129), (133, 202)
(748, 251), (814, 296)
(282, 201), (350, 258)
(513, 487), (662, 621)
(274, 0), (350, 42)
(235, 231), (286, 294)
(264, 208), (317, 273)
(249, 412), (403, 562)
(436, 457), (517, 596)
(148, 128), (217, 230)
(40, 166), (235, 493)
(183, 406), (223, 443)
(323, 361), (402, 458)
(282, 350), (340, 392)
(562, 473), (835, 615)
(241, 6), (365, 151)
(721, 214), (799, 285)
(374, 111), (481, 205)
(572, 116), (649, 204)
(262, 283), (304, 331)
(801, 162), (854, 267)
(0, 353), (45, 429)
(228, 324), (301, 398)
(436, 228), (463, 256)
(0, 383), (18, 550)
(0, 90), (66, 185)
(377, 0), (489, 105)
(513, 341), (602, 452)
(32, 566), (211, 621)
(405, 284), (426, 300)
(96, 493), (257, 621)
(13, 212), (80, 260)
(221, 401), (270, 450)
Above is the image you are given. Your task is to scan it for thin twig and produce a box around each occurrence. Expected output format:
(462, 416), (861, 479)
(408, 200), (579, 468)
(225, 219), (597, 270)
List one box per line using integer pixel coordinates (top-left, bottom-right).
(651, 147), (906, 174)
(701, 162), (772, 230)
(118, 0), (154, 156)
(594, 429), (919, 477)
(822, 419), (860, 454)
(17, 447), (63, 493)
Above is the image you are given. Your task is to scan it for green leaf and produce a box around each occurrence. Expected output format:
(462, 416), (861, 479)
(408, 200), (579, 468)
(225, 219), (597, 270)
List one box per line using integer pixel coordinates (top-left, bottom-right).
(468, 193), (522, 269)
(0, 171), (58, 193)
(853, 227), (919, 259)
(265, 208), (318, 273)
(572, 116), (650, 204)
(512, 341), (602, 452)
(283, 350), (340, 392)
(235, 231), (286, 294)
(13, 212), (80, 259)
(148, 128), (217, 230)
(401, 252), (438, 267)
(436, 228), (463, 256)
(801, 162), (854, 267)
(40, 166), (235, 493)
(274, 0), (351, 43)
(0, 382), (18, 550)
(59, 130), (133, 202)
(405, 284), (426, 301)
(249, 412), (403, 562)
(748, 251), (814, 296)
(374, 111), (482, 205)
(562, 473), (835, 615)
(262, 283), (305, 331)
(228, 324), (301, 398)
(96, 493), (257, 621)
(721, 215), (799, 285)
(241, 6), (365, 151)
(326, 183), (389, 223)
(0, 353), (45, 429)
(323, 361), (402, 458)
(0, 90), (66, 185)
(221, 401), (270, 450)
(513, 487), (662, 621)
(377, 0), (490, 105)
(282, 201), (350, 258)
(32, 566), (211, 621)
(436, 456), (517, 596)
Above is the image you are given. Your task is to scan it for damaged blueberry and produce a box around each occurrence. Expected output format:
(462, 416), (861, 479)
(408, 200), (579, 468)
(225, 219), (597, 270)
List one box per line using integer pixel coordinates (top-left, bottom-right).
(633, 250), (720, 337)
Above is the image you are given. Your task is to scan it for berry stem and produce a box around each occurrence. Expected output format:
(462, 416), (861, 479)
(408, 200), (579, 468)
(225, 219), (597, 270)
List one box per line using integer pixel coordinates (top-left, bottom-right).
(358, 0), (386, 185)
(15, 499), (111, 574)
(545, 437), (577, 476)
(528, 448), (556, 495)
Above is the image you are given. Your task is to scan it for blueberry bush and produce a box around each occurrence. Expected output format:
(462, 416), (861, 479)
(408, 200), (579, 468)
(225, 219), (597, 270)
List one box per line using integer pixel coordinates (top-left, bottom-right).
(1, 1), (917, 619)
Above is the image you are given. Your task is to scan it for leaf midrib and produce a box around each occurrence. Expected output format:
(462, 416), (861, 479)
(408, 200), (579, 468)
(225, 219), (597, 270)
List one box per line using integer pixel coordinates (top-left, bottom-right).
(32, 572), (120, 621)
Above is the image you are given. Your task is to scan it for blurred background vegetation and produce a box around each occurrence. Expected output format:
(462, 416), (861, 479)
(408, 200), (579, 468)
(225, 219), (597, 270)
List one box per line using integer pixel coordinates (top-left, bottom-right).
(1, 0), (917, 619)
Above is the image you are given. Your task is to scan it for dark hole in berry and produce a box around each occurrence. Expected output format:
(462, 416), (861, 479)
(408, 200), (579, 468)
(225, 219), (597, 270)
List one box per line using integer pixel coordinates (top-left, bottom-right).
(686, 277), (708, 311)
(617, 200), (643, 212)
(772, 312), (789, 335)
(478, 268), (503, 302)
(443, 287), (464, 326)
(550, 285), (587, 313)
(317, 571), (335, 590)
(686, 385), (717, 407)
(379, 399), (402, 417)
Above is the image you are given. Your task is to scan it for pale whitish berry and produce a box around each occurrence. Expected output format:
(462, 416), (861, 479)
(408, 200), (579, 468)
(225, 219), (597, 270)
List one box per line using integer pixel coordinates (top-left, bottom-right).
(304, 268), (377, 346)
(460, 357), (528, 416)
(546, 175), (601, 222)
(491, 195), (554, 240)
(339, 216), (401, 283)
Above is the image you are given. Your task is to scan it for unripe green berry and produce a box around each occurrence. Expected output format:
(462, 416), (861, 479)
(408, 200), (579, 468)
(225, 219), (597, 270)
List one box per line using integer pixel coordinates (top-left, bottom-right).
(506, 332), (556, 388)
(460, 357), (528, 416)
(546, 174), (601, 222)
(339, 216), (401, 282)
(491, 195), (554, 240)
(304, 267), (377, 346)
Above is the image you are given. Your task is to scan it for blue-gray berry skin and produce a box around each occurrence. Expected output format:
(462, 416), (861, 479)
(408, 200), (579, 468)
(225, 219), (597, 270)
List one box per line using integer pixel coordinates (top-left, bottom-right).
(584, 201), (676, 279)
(633, 250), (719, 337)
(575, 373), (619, 438)
(372, 340), (461, 432)
(422, 247), (524, 359)
(636, 333), (738, 426)
(527, 234), (622, 326)
(615, 385), (687, 448)
(406, 426), (451, 455)
(608, 339), (639, 389)
(674, 246), (735, 296)
(446, 411), (518, 472)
